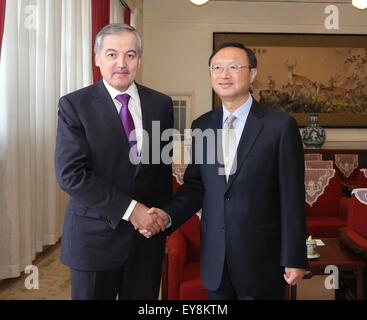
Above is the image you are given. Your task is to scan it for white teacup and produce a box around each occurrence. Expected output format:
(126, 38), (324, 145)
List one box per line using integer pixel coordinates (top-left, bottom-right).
(306, 239), (317, 257)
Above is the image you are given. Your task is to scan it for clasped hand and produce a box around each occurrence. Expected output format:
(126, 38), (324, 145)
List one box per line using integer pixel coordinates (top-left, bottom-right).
(129, 202), (169, 238)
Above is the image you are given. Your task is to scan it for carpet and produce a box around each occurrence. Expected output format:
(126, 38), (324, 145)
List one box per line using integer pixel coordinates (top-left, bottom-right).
(0, 244), (71, 300)
(0, 244), (334, 300)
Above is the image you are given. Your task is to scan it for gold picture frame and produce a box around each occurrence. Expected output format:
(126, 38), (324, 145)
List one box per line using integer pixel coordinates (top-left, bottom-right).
(213, 33), (367, 127)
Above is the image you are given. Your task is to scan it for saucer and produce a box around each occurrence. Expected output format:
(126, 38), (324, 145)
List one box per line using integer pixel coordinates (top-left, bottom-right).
(307, 252), (320, 259)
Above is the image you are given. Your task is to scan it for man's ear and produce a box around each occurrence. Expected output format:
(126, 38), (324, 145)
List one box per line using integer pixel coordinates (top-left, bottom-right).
(250, 68), (258, 84)
(95, 54), (100, 67)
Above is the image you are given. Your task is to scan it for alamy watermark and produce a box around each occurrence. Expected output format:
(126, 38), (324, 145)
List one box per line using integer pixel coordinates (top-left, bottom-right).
(24, 5), (39, 31)
(324, 265), (339, 290)
(128, 122), (237, 177)
(24, 265), (39, 290)
(324, 5), (339, 30)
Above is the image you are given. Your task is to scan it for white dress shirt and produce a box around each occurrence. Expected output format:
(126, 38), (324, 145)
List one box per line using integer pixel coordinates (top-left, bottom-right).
(167, 96), (254, 229)
(222, 95), (252, 148)
(103, 79), (142, 221)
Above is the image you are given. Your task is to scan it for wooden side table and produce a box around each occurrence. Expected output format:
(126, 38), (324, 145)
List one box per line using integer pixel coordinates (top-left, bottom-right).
(289, 238), (365, 300)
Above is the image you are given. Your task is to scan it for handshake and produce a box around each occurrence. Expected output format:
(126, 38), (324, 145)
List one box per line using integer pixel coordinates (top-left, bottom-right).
(129, 202), (170, 238)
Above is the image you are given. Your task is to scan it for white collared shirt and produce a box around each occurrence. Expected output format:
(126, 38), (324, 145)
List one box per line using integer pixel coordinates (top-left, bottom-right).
(102, 79), (142, 221)
(222, 95), (252, 149)
(103, 79), (143, 154)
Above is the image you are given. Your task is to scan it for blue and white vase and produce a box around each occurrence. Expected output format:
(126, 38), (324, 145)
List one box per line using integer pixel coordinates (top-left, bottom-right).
(302, 114), (326, 148)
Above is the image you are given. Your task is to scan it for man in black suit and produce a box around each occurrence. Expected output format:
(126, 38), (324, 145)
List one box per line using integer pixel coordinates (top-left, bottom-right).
(146, 43), (308, 299)
(55, 24), (173, 300)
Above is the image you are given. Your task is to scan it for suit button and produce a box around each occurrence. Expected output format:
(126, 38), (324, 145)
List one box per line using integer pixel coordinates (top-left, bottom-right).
(221, 228), (225, 232)
(225, 197), (230, 201)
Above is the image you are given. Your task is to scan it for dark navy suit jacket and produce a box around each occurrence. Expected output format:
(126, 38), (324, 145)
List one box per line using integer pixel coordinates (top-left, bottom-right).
(55, 81), (173, 271)
(165, 99), (308, 296)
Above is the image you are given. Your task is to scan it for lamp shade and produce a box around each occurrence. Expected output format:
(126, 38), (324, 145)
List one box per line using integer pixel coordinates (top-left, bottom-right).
(352, 0), (367, 9)
(190, 0), (209, 5)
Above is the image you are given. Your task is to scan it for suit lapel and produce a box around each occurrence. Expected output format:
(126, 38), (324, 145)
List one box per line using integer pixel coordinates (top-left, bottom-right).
(135, 84), (154, 178)
(226, 100), (264, 190)
(91, 81), (131, 152)
(210, 108), (228, 187)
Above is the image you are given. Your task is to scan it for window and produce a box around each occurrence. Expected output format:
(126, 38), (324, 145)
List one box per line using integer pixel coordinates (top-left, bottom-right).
(170, 95), (191, 164)
(171, 95), (190, 141)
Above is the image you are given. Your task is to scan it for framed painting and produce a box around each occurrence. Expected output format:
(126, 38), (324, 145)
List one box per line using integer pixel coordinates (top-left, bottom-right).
(213, 33), (367, 127)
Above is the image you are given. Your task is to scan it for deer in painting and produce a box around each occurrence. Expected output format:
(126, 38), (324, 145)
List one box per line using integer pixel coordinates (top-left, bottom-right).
(285, 60), (317, 92)
(317, 85), (349, 98)
(317, 77), (349, 98)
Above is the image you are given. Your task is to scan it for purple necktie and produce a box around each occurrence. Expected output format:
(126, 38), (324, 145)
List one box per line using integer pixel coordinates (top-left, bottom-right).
(116, 93), (137, 149)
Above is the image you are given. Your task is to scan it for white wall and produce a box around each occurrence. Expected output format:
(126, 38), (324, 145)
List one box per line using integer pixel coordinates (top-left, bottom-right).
(142, 0), (367, 146)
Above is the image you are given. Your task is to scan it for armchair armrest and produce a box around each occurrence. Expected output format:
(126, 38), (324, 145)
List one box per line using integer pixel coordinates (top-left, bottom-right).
(339, 228), (367, 259)
(338, 196), (351, 220)
(166, 230), (188, 299)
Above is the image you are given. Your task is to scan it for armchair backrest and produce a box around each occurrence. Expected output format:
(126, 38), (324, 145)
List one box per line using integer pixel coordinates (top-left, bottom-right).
(334, 154), (359, 182)
(172, 176), (181, 195)
(165, 214), (203, 300)
(305, 168), (342, 217)
(305, 160), (333, 169)
(304, 153), (322, 161)
(179, 215), (201, 261)
(348, 189), (367, 239)
(356, 169), (367, 188)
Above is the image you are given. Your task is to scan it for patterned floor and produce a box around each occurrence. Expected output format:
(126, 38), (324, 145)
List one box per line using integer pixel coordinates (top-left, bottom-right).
(0, 244), (71, 300)
(0, 244), (334, 300)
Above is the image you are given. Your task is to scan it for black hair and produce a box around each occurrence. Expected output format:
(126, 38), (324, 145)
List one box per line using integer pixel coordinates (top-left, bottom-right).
(208, 42), (257, 68)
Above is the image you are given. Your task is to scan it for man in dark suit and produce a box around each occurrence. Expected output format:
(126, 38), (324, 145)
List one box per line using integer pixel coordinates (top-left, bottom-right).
(145, 42), (308, 299)
(55, 24), (173, 300)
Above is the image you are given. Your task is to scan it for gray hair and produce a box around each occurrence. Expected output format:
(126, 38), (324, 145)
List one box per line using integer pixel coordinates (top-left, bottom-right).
(94, 23), (143, 56)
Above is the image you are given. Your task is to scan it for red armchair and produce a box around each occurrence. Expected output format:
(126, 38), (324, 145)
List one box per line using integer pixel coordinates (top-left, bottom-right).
(305, 169), (351, 238)
(339, 189), (367, 259)
(304, 153), (322, 161)
(164, 214), (207, 300)
(334, 154), (360, 187)
(356, 169), (367, 188)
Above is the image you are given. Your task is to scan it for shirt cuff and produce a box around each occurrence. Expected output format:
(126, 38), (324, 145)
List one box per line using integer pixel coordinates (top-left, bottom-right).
(122, 200), (137, 221)
(165, 214), (172, 229)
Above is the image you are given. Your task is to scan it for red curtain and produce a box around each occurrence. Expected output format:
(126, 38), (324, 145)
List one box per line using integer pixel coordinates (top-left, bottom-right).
(0, 0), (6, 58)
(92, 0), (110, 83)
(124, 6), (131, 25)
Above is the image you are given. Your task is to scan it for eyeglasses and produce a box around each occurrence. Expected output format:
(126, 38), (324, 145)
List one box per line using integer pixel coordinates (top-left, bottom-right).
(209, 64), (251, 75)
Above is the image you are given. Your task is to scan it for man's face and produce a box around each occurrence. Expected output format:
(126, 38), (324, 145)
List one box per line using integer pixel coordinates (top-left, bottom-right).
(210, 47), (257, 105)
(95, 31), (141, 92)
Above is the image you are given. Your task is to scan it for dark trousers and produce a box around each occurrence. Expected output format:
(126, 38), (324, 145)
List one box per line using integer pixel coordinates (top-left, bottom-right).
(71, 234), (165, 300)
(71, 267), (125, 300)
(207, 259), (285, 300)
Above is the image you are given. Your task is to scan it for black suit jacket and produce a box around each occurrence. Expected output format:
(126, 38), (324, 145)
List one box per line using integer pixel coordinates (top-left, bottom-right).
(165, 99), (308, 296)
(55, 81), (173, 271)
